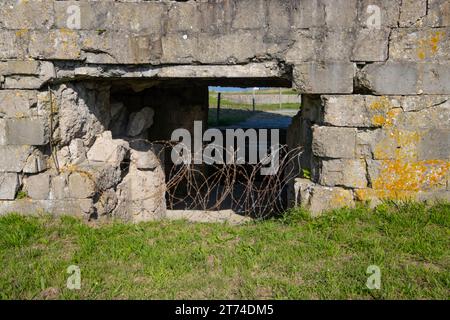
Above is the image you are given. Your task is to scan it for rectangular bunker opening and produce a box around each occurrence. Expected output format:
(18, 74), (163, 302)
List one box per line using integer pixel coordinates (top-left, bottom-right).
(10, 74), (302, 222)
(107, 78), (301, 218)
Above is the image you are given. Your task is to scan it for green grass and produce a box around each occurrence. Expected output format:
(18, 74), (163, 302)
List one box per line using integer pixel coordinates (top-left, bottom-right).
(209, 95), (301, 112)
(0, 202), (449, 299)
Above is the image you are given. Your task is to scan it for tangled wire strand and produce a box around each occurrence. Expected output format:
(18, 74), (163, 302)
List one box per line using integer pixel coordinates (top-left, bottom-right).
(151, 141), (303, 219)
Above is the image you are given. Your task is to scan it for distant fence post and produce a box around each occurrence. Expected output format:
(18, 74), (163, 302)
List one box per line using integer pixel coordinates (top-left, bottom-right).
(279, 87), (282, 109)
(216, 92), (221, 126)
(252, 90), (256, 112)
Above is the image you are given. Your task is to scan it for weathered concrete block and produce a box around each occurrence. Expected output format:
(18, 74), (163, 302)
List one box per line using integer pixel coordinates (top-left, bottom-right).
(0, 31), (28, 59)
(68, 172), (95, 199)
(291, 178), (315, 208)
(0, 145), (32, 172)
(0, 60), (40, 76)
(357, 62), (419, 95)
(285, 30), (316, 63)
(266, 0), (292, 39)
(418, 129), (450, 160)
(323, 0), (357, 28)
(355, 189), (450, 205)
(23, 149), (47, 174)
(0, 118), (48, 146)
(356, 129), (384, 158)
(397, 98), (450, 130)
(322, 95), (401, 128)
(287, 29), (355, 63)
(312, 126), (357, 159)
(425, 0), (450, 27)
(309, 186), (354, 215)
(399, 0), (428, 27)
(0, 0), (54, 30)
(294, 62), (355, 94)
(57, 82), (110, 146)
(167, 1), (202, 33)
(0, 199), (94, 217)
(423, 63), (450, 94)
(294, 178), (355, 216)
(87, 131), (129, 166)
(114, 163), (166, 222)
(0, 90), (38, 118)
(0, 173), (19, 200)
(81, 31), (161, 64)
(291, 0), (326, 28)
(390, 28), (449, 62)
(24, 173), (50, 200)
(351, 28), (389, 62)
(55, 1), (165, 34)
(130, 141), (161, 171)
(401, 95), (449, 112)
(318, 30), (355, 61)
(319, 159), (367, 188)
(367, 159), (449, 191)
(28, 30), (81, 60)
(231, 0), (266, 30)
(85, 163), (122, 192)
(161, 31), (266, 65)
(3, 61), (55, 89)
(50, 175), (68, 200)
(358, 62), (450, 95)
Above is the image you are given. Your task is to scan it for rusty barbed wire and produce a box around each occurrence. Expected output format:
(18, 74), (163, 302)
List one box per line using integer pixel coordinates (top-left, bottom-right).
(148, 141), (303, 219)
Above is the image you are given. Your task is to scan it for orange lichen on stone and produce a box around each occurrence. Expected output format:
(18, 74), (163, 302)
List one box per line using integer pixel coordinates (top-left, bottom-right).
(371, 108), (402, 127)
(372, 160), (450, 191)
(373, 129), (420, 160)
(369, 96), (392, 111)
(15, 29), (29, 37)
(417, 31), (445, 60)
(430, 31), (445, 54)
(369, 97), (401, 128)
(331, 190), (353, 206)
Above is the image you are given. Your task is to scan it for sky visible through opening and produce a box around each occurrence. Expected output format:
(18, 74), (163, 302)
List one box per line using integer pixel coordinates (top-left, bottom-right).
(209, 86), (268, 92)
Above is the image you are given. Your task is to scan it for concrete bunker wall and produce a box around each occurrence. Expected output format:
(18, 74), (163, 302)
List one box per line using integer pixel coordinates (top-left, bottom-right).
(0, 0), (449, 218)
(0, 80), (211, 222)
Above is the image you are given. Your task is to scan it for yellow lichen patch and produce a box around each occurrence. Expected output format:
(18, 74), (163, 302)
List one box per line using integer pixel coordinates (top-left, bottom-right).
(368, 97), (401, 128)
(371, 108), (402, 127)
(330, 190), (353, 207)
(59, 28), (76, 37)
(371, 115), (386, 127)
(373, 129), (421, 161)
(430, 31), (445, 54)
(417, 31), (446, 60)
(15, 29), (29, 38)
(372, 160), (450, 191)
(369, 96), (392, 111)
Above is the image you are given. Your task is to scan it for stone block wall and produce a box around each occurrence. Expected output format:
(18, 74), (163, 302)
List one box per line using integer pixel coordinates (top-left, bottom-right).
(289, 95), (450, 214)
(0, 0), (449, 217)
